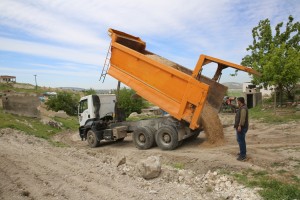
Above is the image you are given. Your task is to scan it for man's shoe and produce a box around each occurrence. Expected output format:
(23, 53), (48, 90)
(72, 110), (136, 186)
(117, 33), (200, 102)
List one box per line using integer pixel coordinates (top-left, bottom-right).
(237, 156), (246, 161)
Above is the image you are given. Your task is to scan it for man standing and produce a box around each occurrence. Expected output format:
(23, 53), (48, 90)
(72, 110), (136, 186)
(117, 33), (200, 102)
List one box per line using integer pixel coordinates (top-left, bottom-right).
(234, 97), (249, 161)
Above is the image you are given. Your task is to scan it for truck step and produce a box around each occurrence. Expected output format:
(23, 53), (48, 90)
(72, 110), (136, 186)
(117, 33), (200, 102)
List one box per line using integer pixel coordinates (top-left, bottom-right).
(103, 129), (113, 140)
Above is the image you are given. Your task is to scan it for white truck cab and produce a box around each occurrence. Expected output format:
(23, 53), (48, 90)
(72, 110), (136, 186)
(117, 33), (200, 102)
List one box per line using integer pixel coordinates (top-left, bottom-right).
(78, 94), (116, 127)
(78, 94), (127, 148)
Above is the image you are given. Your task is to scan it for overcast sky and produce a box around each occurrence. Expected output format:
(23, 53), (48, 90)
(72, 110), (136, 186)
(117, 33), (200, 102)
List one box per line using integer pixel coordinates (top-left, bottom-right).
(0, 0), (299, 89)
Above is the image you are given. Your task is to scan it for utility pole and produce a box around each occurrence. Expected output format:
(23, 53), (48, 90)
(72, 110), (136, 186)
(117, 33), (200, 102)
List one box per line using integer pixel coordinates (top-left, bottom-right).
(34, 75), (37, 91)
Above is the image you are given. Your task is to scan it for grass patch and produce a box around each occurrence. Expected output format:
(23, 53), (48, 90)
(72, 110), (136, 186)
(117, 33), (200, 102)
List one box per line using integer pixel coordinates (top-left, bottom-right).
(172, 163), (185, 170)
(54, 117), (78, 131)
(252, 170), (268, 177)
(259, 179), (300, 200)
(276, 169), (288, 174)
(0, 82), (50, 94)
(227, 89), (243, 97)
(0, 108), (60, 139)
(232, 169), (300, 200)
(0, 108), (78, 146)
(249, 105), (300, 123)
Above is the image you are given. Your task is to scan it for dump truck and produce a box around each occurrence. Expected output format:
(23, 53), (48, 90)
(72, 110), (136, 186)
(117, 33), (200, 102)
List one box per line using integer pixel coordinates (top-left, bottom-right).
(78, 29), (260, 150)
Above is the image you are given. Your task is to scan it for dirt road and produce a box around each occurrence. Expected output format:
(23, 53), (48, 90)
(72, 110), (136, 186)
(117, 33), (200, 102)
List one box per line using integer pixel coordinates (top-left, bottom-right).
(0, 114), (299, 199)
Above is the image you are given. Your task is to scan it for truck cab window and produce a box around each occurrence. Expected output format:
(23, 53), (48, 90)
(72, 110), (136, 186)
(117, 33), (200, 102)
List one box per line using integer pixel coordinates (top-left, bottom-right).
(79, 99), (88, 114)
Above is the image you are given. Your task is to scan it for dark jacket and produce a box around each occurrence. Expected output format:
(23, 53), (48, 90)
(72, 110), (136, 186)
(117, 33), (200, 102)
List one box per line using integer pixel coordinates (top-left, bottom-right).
(234, 104), (249, 129)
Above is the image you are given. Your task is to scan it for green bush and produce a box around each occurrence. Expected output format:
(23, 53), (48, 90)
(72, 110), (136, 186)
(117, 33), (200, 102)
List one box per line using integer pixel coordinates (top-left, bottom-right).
(114, 87), (147, 117)
(45, 92), (80, 116)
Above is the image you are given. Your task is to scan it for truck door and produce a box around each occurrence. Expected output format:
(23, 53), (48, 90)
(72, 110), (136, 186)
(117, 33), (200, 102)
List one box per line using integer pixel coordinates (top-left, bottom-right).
(78, 99), (89, 127)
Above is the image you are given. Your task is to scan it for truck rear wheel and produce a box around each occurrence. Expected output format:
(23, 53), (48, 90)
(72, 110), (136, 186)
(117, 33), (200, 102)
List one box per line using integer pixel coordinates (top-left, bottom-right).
(155, 125), (178, 150)
(87, 130), (100, 148)
(133, 127), (154, 150)
(145, 126), (157, 147)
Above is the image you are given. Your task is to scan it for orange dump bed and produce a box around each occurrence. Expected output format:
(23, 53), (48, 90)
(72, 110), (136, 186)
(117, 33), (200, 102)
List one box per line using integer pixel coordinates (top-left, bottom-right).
(107, 29), (260, 130)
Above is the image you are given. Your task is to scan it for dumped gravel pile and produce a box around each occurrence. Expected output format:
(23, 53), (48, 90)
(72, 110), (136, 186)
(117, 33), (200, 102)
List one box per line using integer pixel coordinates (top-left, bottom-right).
(117, 161), (262, 200)
(201, 102), (224, 144)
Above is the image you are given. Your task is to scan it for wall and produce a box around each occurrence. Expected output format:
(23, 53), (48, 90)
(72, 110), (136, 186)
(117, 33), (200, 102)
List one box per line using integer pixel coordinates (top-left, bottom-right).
(2, 93), (40, 117)
(243, 92), (262, 108)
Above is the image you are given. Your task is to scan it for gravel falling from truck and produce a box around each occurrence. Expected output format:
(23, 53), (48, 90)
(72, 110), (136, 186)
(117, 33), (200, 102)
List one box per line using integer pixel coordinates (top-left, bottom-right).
(200, 103), (224, 144)
(145, 54), (193, 75)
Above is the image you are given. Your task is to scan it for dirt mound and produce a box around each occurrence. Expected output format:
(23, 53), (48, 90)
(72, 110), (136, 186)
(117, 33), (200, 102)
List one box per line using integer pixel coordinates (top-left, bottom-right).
(0, 128), (263, 200)
(201, 102), (224, 144)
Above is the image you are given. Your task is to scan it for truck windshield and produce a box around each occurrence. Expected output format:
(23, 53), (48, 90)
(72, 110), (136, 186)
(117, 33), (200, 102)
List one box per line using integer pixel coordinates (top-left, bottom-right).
(79, 99), (88, 114)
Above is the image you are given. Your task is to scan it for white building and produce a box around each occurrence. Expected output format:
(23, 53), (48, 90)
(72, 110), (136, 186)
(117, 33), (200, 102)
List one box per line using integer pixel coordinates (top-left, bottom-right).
(243, 82), (273, 97)
(0, 75), (16, 83)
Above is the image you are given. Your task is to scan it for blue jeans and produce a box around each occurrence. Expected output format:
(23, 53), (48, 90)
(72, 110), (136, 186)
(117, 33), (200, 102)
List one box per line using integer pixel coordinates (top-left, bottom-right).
(236, 127), (248, 157)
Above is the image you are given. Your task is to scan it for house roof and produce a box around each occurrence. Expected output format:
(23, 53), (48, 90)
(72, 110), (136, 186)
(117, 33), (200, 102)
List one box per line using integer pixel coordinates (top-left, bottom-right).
(0, 75), (16, 78)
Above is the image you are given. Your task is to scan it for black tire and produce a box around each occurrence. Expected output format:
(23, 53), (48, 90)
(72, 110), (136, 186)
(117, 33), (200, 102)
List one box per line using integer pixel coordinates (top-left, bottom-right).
(145, 126), (157, 147)
(132, 127), (154, 150)
(87, 130), (100, 148)
(155, 125), (178, 150)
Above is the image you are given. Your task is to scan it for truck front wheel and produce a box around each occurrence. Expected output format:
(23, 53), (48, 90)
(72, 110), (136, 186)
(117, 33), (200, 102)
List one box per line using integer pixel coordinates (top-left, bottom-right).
(156, 125), (178, 150)
(87, 130), (100, 148)
(132, 127), (154, 150)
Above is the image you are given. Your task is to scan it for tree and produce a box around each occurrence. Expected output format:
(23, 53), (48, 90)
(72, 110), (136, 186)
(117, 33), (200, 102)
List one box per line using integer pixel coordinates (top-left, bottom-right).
(45, 92), (80, 116)
(83, 88), (96, 95)
(241, 15), (300, 102)
(114, 87), (147, 117)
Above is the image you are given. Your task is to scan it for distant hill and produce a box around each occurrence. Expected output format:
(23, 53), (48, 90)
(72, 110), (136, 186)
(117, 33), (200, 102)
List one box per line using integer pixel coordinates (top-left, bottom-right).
(96, 89), (111, 94)
(58, 87), (85, 91)
(222, 82), (243, 90)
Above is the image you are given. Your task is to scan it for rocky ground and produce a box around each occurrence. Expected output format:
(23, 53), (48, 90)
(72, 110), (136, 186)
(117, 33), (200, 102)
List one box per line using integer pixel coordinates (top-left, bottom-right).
(0, 114), (299, 200)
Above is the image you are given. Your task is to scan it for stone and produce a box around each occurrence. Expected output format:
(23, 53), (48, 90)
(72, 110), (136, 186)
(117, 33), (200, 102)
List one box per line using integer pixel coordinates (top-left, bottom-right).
(137, 156), (161, 180)
(41, 118), (62, 128)
(55, 110), (69, 118)
(116, 156), (126, 167)
(149, 190), (158, 194)
(128, 112), (138, 118)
